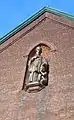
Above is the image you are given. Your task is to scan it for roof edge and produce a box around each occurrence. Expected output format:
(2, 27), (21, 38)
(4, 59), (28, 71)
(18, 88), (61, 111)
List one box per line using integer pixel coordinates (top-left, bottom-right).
(45, 6), (74, 20)
(0, 6), (74, 45)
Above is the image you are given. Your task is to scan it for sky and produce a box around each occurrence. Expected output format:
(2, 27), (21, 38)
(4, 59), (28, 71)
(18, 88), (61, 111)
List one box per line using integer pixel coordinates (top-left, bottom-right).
(0, 0), (74, 38)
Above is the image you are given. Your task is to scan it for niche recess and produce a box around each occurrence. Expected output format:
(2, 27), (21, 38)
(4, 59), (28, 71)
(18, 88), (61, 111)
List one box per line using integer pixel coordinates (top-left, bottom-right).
(22, 43), (55, 92)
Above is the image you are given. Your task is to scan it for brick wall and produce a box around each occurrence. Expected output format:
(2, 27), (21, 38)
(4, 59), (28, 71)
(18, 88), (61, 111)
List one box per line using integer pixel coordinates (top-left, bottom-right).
(0, 15), (74, 120)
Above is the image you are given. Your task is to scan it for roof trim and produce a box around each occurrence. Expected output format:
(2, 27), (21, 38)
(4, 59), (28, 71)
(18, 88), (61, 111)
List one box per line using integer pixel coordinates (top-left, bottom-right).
(0, 6), (74, 45)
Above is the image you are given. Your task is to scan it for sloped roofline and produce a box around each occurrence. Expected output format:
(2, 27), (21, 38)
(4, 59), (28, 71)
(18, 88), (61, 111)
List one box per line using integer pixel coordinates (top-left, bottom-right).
(0, 6), (74, 45)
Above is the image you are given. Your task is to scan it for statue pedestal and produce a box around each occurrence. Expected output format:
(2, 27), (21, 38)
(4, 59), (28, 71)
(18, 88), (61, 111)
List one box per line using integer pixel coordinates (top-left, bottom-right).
(25, 82), (44, 93)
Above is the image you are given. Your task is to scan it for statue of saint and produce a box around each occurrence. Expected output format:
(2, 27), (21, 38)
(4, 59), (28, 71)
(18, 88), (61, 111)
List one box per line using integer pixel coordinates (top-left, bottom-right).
(28, 46), (48, 86)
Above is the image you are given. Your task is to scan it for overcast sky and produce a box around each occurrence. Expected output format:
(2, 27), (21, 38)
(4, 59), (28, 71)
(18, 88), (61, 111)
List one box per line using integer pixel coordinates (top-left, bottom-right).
(0, 0), (74, 38)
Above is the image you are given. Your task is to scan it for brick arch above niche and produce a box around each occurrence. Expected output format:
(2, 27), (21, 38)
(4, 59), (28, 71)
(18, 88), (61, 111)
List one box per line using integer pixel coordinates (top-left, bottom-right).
(22, 42), (56, 92)
(23, 41), (56, 58)
(28, 43), (51, 59)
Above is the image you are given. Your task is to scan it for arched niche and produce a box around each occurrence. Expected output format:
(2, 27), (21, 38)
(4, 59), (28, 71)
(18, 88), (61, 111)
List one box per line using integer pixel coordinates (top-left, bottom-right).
(22, 43), (56, 92)
(29, 43), (51, 59)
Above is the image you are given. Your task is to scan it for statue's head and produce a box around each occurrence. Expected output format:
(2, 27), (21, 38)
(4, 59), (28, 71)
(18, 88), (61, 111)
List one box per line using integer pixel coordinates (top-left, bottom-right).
(36, 46), (42, 55)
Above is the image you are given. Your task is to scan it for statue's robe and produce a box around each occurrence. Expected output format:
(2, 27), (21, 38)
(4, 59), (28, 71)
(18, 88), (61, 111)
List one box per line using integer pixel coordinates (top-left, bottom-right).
(28, 55), (48, 83)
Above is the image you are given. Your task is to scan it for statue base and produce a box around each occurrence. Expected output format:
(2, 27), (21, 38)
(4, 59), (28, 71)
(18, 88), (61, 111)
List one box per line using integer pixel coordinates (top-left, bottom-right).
(25, 82), (44, 93)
